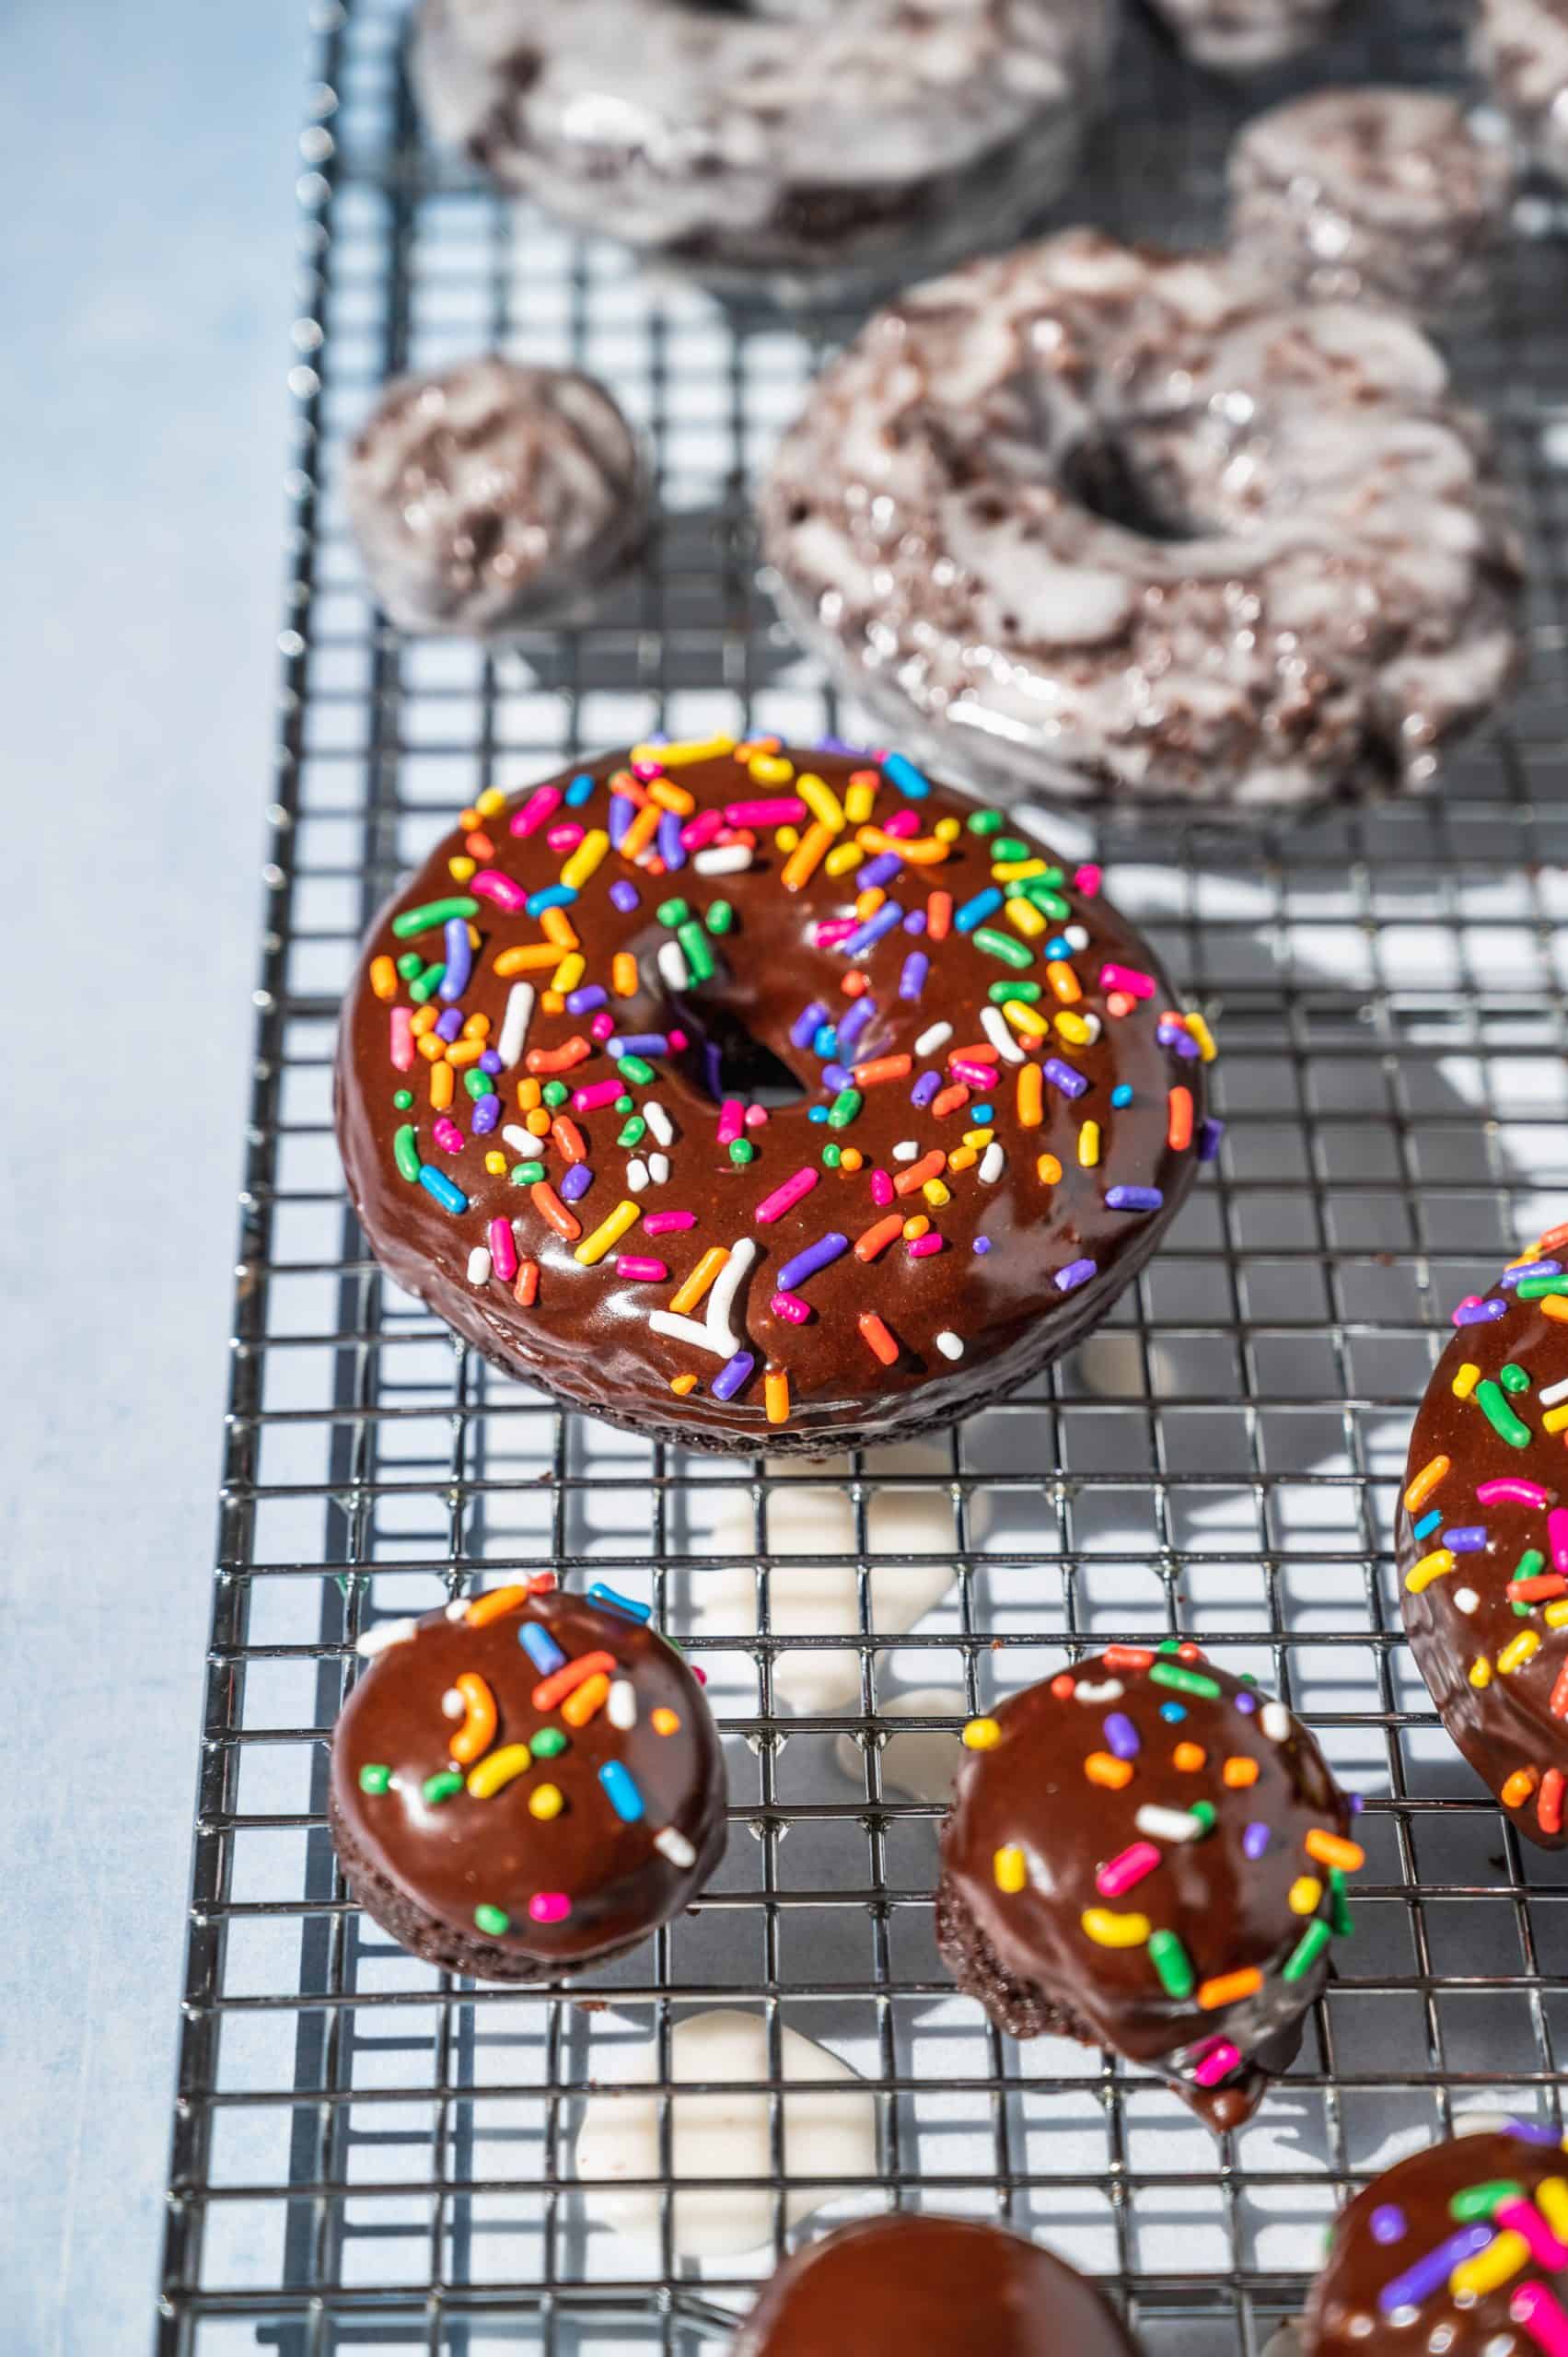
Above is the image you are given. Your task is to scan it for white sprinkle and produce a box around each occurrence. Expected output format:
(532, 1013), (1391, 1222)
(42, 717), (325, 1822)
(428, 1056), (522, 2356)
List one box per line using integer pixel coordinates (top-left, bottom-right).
(502, 1124), (535, 1155)
(627, 1157), (651, 1193)
(935, 1330), (965, 1361)
(496, 981), (535, 1069)
(648, 1307), (723, 1355)
(1065, 923), (1089, 951)
(891, 1140), (919, 1162)
(645, 1098), (675, 1147)
(979, 1143), (1005, 1185)
(703, 1236), (757, 1353)
(444, 1600), (467, 1620)
(1134, 1805), (1206, 1843)
(1071, 1678), (1124, 1703)
(980, 1004), (1025, 1064)
(441, 1685), (466, 1717)
(467, 1246), (493, 1286)
(1542, 1376), (1568, 1408)
(1077, 1011), (1103, 1044)
(1455, 1586), (1481, 1615)
(913, 1020), (953, 1057)
(356, 1617), (419, 1658)
(648, 1151), (670, 1185)
(657, 940), (691, 993)
(608, 1678), (638, 1730)
(1260, 1701), (1292, 1743)
(693, 844), (752, 876)
(655, 1826), (696, 1869)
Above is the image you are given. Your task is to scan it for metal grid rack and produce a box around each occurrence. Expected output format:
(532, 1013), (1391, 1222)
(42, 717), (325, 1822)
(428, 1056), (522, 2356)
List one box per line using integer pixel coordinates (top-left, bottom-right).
(158, 0), (1568, 2348)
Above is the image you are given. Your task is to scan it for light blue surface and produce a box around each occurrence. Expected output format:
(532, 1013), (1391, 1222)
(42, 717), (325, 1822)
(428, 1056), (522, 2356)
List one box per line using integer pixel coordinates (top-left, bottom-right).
(1, 3), (308, 2347)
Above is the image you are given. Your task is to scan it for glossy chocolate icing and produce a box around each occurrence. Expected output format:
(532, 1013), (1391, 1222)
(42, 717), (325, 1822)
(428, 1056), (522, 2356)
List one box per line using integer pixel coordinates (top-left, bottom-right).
(334, 743), (1213, 1455)
(328, 1586), (726, 1972)
(1397, 1231), (1568, 1849)
(1305, 2126), (1568, 2357)
(734, 2212), (1139, 2357)
(935, 1646), (1358, 2129)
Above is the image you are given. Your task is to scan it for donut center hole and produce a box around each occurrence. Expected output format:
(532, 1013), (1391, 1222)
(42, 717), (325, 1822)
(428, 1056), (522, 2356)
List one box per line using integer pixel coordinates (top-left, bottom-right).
(670, 990), (808, 1109)
(1060, 423), (1220, 545)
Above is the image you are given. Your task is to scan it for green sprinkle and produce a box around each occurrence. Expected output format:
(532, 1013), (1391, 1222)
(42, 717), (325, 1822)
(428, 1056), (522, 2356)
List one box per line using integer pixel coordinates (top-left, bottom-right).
(618, 1054), (656, 1086)
(1517, 1550), (1547, 1582)
(656, 897), (691, 929)
(393, 1089), (414, 1110)
(1191, 1800), (1217, 1831)
(972, 925), (1034, 970)
(542, 1080), (569, 1109)
(463, 1069), (492, 1100)
(1501, 1362), (1532, 1394)
(391, 895), (479, 940)
(1327, 1865), (1353, 1937)
(395, 952), (424, 981)
(358, 1764), (392, 1794)
(473, 1903), (510, 1936)
(989, 980), (1042, 1004)
(828, 1088), (863, 1130)
(422, 1771), (465, 1805)
(729, 1138), (756, 1166)
(619, 1117), (648, 1148)
(614, 1095), (634, 1115)
(1148, 1927), (1195, 2000)
(1156, 1638), (1181, 1653)
(1282, 1917), (1332, 1983)
(408, 962), (446, 1004)
(1475, 1378), (1532, 1448)
(1516, 1274), (1568, 1300)
(530, 1727), (568, 1759)
(822, 1144), (842, 1169)
(393, 1125), (421, 1185)
(967, 810), (1004, 835)
(1016, 879), (1072, 920)
(677, 920), (716, 982)
(511, 1160), (546, 1186)
(1149, 1661), (1223, 1700)
(1449, 2181), (1523, 2223)
(991, 837), (1031, 863)
(705, 900), (734, 935)
(1514, 1601), (1536, 1618)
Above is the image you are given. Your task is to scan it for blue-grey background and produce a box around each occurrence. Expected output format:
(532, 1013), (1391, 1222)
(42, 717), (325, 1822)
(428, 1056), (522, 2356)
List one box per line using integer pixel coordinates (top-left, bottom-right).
(2, 5), (308, 2347)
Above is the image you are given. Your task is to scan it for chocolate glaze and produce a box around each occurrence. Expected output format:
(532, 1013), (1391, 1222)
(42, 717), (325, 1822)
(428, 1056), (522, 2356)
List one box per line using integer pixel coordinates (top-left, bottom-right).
(335, 743), (1212, 1455)
(735, 2212), (1139, 2357)
(328, 1587), (726, 1977)
(1397, 1232), (1568, 1850)
(1305, 2126), (1568, 2357)
(935, 1647), (1358, 2129)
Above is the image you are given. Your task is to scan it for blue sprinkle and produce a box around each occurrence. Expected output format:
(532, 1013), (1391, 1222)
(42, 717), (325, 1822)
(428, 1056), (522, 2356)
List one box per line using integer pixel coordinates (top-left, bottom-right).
(882, 750), (930, 799)
(972, 1103), (993, 1122)
(1411, 1508), (1443, 1541)
(587, 1583), (652, 1623)
(808, 1106), (829, 1124)
(526, 884), (577, 917)
(812, 1025), (840, 1059)
(598, 1760), (645, 1823)
(1159, 1701), (1187, 1723)
(520, 1622), (566, 1676)
(1242, 1822), (1271, 1860)
(954, 887), (1004, 934)
(416, 1165), (468, 1215)
(1045, 935), (1073, 960)
(1110, 1084), (1133, 1109)
(565, 771), (596, 807)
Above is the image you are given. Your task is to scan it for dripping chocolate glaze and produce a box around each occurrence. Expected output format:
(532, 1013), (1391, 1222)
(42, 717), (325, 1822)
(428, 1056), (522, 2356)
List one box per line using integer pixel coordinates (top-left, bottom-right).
(335, 746), (1211, 1453)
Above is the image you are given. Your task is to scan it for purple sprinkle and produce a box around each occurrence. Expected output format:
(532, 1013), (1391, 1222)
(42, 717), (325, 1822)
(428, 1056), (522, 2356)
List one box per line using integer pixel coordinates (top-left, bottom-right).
(1378, 2224), (1493, 2315)
(1104, 1711), (1140, 1759)
(902, 910), (927, 935)
(912, 1071), (941, 1109)
(439, 916), (473, 1004)
(478, 1050), (503, 1074)
(559, 1164), (594, 1202)
(1197, 1118), (1225, 1162)
(1442, 1526), (1488, 1552)
(712, 1348), (756, 1403)
(1055, 1259), (1097, 1293)
(777, 1232), (850, 1292)
(972, 1237), (991, 1255)
(815, 735), (864, 756)
(842, 903), (904, 958)
(609, 879), (640, 914)
(1105, 1186), (1164, 1213)
(822, 1063), (853, 1091)
(1235, 1691), (1257, 1714)
(1453, 1296), (1507, 1326)
(656, 809), (686, 870)
(1504, 2118), (1561, 2144)
(1503, 1261), (1559, 1287)
(1242, 1822), (1271, 1860)
(610, 1034), (669, 1058)
(1348, 1793), (1365, 1813)
(471, 1097), (500, 1135)
(838, 996), (877, 1056)
(858, 853), (902, 891)
(791, 1000), (830, 1051)
(609, 793), (636, 850)
(900, 952), (929, 1003)
(435, 1006), (465, 1043)
(1171, 1030), (1201, 1062)
(1371, 2207), (1407, 2247)
(1043, 1058), (1087, 1100)
(566, 984), (608, 1016)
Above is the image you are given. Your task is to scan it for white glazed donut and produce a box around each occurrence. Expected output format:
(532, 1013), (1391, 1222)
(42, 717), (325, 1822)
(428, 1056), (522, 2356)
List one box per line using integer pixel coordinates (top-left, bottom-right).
(1144, 0), (1346, 71)
(1476, 0), (1568, 185)
(760, 230), (1524, 813)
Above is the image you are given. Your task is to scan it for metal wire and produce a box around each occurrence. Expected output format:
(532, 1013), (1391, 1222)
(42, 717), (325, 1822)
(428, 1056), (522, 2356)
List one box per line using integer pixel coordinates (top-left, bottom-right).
(157, 0), (1568, 2348)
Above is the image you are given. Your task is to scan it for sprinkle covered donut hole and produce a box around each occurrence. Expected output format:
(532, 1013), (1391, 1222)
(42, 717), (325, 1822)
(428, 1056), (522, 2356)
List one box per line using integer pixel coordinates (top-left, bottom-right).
(1476, 0), (1568, 190)
(334, 739), (1217, 1456)
(935, 1644), (1361, 2129)
(1398, 1222), (1568, 1850)
(1144, 0), (1348, 71)
(328, 1581), (726, 1981)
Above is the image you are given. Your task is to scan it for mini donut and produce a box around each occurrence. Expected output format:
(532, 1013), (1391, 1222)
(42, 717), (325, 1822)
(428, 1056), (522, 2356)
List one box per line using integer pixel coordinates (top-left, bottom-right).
(735, 2213), (1141, 2357)
(935, 1645), (1362, 2129)
(1305, 2126), (1568, 2357)
(412, 0), (1113, 302)
(1477, 0), (1568, 188)
(328, 1581), (726, 1980)
(1398, 1221), (1568, 1850)
(1228, 90), (1515, 322)
(761, 229), (1523, 815)
(334, 737), (1218, 1457)
(1144, 0), (1346, 71)
(343, 358), (647, 635)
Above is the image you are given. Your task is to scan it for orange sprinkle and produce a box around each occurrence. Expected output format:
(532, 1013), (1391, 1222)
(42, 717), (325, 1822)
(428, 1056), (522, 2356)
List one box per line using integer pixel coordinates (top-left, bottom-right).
(620, 800), (661, 861)
(532, 1649), (617, 1713)
(1503, 1765), (1541, 1809)
(461, 1013), (491, 1039)
(840, 970), (870, 997)
(611, 951), (638, 998)
(901, 1215), (930, 1240)
(540, 990), (565, 1015)
(1540, 1219), (1568, 1252)
(1542, 1295), (1568, 1326)
(930, 1084), (970, 1120)
(947, 1043), (995, 1068)
(858, 1311), (900, 1366)
(370, 955), (398, 1001)
(466, 830), (494, 858)
(893, 1151), (947, 1197)
(647, 777), (695, 817)
(764, 1368), (791, 1426)
(513, 1258), (540, 1307)
(526, 1035), (591, 1074)
(670, 1372), (699, 1396)
(1167, 1086), (1194, 1152)
(539, 906), (578, 949)
(518, 1077), (542, 1110)
(551, 1116), (587, 1164)
(1084, 1751), (1134, 1790)
(448, 1672), (497, 1765)
(1173, 1742), (1206, 1771)
(1045, 959), (1081, 1004)
(1197, 1967), (1262, 2012)
(445, 1039), (483, 1068)
(494, 943), (562, 975)
(840, 1148), (864, 1173)
(1304, 1829), (1365, 1874)
(1403, 1454), (1449, 1514)
(857, 826), (949, 865)
(430, 1060), (455, 1111)
(1017, 1064), (1043, 1129)
(1036, 1154), (1063, 1184)
(410, 1004), (438, 1037)
(1223, 1756), (1260, 1789)
(854, 1215), (905, 1263)
(465, 1585), (530, 1627)
(782, 821), (835, 891)
(652, 1707), (680, 1736)
(854, 886), (888, 922)
(562, 1670), (611, 1727)
(416, 1034), (445, 1064)
(459, 807), (481, 831)
(670, 1246), (730, 1317)
(530, 1182), (581, 1243)
(853, 1054), (912, 1088)
(927, 890), (952, 941)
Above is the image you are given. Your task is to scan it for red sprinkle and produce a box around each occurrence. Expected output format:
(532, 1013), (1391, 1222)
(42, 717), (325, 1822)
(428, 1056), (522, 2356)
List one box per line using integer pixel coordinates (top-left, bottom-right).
(858, 1312), (900, 1366)
(1540, 1767), (1566, 1835)
(1103, 1645), (1156, 1672)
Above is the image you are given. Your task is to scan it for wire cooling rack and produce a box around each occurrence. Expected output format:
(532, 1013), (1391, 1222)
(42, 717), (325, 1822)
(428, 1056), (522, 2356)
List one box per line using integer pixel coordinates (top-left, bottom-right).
(157, 0), (1568, 2348)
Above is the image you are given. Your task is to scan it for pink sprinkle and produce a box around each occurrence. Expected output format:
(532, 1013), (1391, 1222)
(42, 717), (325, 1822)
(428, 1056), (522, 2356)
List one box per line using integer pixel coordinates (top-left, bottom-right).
(1095, 1840), (1160, 1898)
(680, 808), (725, 852)
(772, 1290), (812, 1325)
(589, 1011), (615, 1042)
(615, 1255), (668, 1282)
(907, 1233), (944, 1259)
(1479, 1479), (1551, 1507)
(433, 1116), (465, 1155)
(725, 797), (808, 827)
(1551, 1509), (1568, 1574)
(950, 1059), (995, 1088)
(814, 919), (859, 948)
(691, 1664), (707, 1685)
(1100, 963), (1156, 999)
(546, 822), (584, 853)
(1451, 1295), (1484, 1326)
(1107, 993), (1134, 1018)
(1513, 2281), (1568, 2357)
(1191, 2040), (1241, 2089)
(632, 759), (664, 782)
(574, 1079), (623, 1112)
(744, 1104), (768, 1128)
(755, 1167), (819, 1225)
(471, 868), (527, 911)
(509, 785), (561, 839)
(717, 1097), (744, 1145)
(488, 1217), (518, 1283)
(528, 1891), (571, 1924)
(390, 1006), (414, 1071)
(1497, 2201), (1568, 2272)
(870, 1168), (894, 1208)
(644, 1211), (696, 1236)
(883, 807), (921, 839)
(1074, 862), (1101, 897)
(668, 1028), (688, 1051)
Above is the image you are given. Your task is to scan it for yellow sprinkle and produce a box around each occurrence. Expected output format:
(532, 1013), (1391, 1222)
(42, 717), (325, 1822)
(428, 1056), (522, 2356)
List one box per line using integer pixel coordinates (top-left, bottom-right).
(1037, 1154), (1063, 1184)
(670, 1372), (699, 1396)
(669, 1246), (729, 1317)
(1403, 1455), (1449, 1514)
(922, 1178), (952, 1207)
(1404, 1548), (1455, 1594)
(1081, 1908), (1152, 1949)
(993, 1845), (1028, 1894)
(631, 734), (736, 769)
(430, 1061), (454, 1111)
(1451, 1362), (1481, 1400)
(962, 1128), (995, 1149)
(466, 1743), (533, 1799)
(796, 772), (845, 832)
(652, 1707), (680, 1736)
(749, 753), (796, 786)
(993, 858), (1048, 881)
(1004, 896), (1047, 938)
(1003, 998), (1048, 1039)
(525, 1108), (551, 1137)
(845, 778), (876, 824)
(1288, 1875), (1323, 1915)
(1450, 2229), (1529, 2300)
(1056, 1011), (1093, 1046)
(1546, 1600), (1568, 1630)
(963, 1717), (1002, 1750)
(559, 827), (610, 891)
(447, 854), (476, 883)
(1078, 1120), (1100, 1170)
(1498, 1630), (1541, 1675)
(901, 1215), (930, 1240)
(575, 1199), (641, 1267)
(476, 786), (506, 818)
(550, 952), (584, 993)
(776, 825), (800, 853)
(1536, 2178), (1568, 2241)
(934, 815), (961, 842)
(825, 842), (865, 877)
(528, 1782), (564, 1821)
(1469, 1656), (1493, 1688)
(1545, 1405), (1568, 1434)
(947, 1147), (978, 1171)
(764, 1369), (790, 1427)
(1184, 1011), (1218, 1063)
(484, 1150), (506, 1176)
(467, 922), (481, 949)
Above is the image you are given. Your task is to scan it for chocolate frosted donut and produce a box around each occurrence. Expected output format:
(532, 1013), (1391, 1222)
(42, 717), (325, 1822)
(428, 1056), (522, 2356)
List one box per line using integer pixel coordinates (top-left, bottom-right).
(1305, 2126), (1568, 2357)
(1229, 90), (1515, 322)
(1397, 1224), (1568, 1850)
(760, 230), (1523, 814)
(735, 2212), (1140, 2357)
(328, 1581), (726, 1980)
(1144, 0), (1346, 71)
(935, 1645), (1362, 2129)
(1478, 0), (1568, 188)
(412, 0), (1112, 303)
(335, 739), (1217, 1456)
(343, 359), (647, 635)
